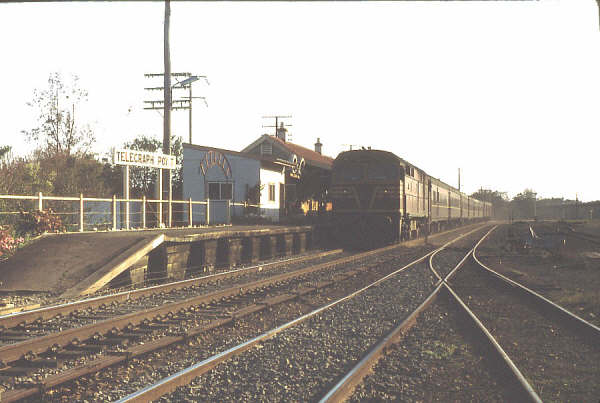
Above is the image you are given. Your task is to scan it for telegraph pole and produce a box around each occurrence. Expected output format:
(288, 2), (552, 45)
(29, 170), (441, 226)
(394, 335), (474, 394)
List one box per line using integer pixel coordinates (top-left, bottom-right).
(164, 0), (171, 156)
(144, 73), (208, 144)
(163, 0), (172, 226)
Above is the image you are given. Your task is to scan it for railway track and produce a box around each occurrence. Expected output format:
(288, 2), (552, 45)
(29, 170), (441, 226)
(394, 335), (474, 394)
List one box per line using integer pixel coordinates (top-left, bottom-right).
(101, 225), (490, 402)
(323, 225), (600, 402)
(1, 229), (470, 402)
(0, 250), (343, 332)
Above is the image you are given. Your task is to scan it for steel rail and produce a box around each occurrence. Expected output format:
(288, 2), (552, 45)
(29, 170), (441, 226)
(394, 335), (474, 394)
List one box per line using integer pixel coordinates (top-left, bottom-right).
(116, 246), (439, 403)
(0, 236), (437, 365)
(320, 225), (541, 403)
(116, 225), (490, 402)
(472, 232), (600, 343)
(442, 283), (542, 403)
(0, 249), (342, 330)
(428, 224), (491, 282)
(319, 283), (444, 402)
(0, 249), (375, 365)
(444, 224), (498, 283)
(1, 270), (361, 403)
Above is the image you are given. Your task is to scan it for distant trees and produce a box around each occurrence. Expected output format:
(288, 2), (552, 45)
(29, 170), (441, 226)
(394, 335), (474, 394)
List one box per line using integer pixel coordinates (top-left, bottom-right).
(471, 188), (509, 219)
(0, 146), (10, 160)
(511, 188), (537, 220)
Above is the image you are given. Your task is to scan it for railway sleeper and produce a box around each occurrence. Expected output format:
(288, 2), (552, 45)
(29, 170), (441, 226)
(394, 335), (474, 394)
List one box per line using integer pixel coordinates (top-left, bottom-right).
(86, 337), (129, 347)
(0, 366), (32, 376)
(12, 357), (59, 368)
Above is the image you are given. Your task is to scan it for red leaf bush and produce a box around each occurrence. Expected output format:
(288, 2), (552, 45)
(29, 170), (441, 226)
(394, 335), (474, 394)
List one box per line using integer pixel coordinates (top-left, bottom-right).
(16, 209), (65, 237)
(0, 228), (24, 257)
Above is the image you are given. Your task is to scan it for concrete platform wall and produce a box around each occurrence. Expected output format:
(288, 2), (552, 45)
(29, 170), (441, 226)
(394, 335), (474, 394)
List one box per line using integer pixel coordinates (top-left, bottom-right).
(111, 226), (315, 288)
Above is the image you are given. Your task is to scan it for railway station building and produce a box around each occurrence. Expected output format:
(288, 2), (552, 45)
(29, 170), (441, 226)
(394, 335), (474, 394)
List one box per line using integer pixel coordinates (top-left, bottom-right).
(182, 130), (333, 224)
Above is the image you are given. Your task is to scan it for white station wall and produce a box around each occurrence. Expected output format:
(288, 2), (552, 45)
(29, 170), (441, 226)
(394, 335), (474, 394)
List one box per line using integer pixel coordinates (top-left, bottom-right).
(259, 167), (285, 222)
(183, 146), (284, 223)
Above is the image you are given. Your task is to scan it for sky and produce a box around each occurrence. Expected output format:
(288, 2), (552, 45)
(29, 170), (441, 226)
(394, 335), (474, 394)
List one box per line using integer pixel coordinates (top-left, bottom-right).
(1, 1), (599, 201)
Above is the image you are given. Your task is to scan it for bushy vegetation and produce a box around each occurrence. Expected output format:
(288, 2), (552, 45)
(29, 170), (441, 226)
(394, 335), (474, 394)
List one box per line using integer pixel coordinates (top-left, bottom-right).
(0, 228), (24, 258)
(16, 209), (65, 237)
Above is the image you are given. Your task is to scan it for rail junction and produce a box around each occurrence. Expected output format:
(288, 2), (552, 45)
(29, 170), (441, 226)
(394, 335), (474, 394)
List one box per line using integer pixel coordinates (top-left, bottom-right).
(0, 223), (598, 401)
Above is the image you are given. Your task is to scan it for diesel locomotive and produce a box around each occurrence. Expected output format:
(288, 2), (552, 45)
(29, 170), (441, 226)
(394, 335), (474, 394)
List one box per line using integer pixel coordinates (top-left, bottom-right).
(330, 150), (491, 248)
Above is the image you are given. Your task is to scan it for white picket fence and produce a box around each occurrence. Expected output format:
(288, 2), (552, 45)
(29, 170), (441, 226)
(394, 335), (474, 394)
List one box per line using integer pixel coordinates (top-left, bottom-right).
(0, 193), (260, 232)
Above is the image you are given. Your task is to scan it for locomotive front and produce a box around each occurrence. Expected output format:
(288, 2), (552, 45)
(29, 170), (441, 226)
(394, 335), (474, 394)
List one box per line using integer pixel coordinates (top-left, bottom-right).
(330, 150), (402, 248)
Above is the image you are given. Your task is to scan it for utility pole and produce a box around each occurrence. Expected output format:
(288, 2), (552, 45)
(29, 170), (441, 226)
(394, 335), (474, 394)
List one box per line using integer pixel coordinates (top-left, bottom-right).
(145, 73), (208, 144)
(163, 0), (172, 227)
(458, 168), (461, 192)
(262, 115), (292, 142)
(164, 0), (171, 157)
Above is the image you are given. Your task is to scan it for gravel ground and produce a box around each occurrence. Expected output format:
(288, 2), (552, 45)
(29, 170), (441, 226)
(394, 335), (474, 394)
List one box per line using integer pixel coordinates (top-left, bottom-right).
(350, 295), (516, 402)
(452, 261), (600, 402)
(156, 259), (437, 402)
(479, 223), (600, 326)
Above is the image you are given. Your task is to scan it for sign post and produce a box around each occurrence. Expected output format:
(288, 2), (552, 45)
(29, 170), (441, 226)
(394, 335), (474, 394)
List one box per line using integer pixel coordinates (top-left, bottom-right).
(113, 149), (177, 229)
(123, 165), (130, 229)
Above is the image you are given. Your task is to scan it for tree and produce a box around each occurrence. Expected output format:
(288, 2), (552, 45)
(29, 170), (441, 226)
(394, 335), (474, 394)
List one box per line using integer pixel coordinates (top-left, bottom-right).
(512, 188), (537, 220)
(22, 72), (94, 157)
(0, 146), (10, 160)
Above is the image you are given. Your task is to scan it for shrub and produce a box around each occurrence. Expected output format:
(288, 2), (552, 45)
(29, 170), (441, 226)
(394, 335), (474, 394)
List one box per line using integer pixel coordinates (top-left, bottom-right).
(0, 228), (24, 257)
(16, 209), (65, 237)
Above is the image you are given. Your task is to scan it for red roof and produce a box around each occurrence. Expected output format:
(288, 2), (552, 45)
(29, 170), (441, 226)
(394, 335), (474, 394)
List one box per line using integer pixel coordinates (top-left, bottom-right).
(270, 136), (333, 169)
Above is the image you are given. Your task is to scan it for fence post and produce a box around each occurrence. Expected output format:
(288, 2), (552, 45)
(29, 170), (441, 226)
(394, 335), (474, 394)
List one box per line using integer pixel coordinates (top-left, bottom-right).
(79, 193), (84, 232)
(142, 195), (146, 229)
(206, 198), (210, 226)
(112, 194), (117, 230)
(168, 189), (172, 228)
(38, 192), (43, 211)
(188, 197), (193, 227)
(227, 199), (231, 224)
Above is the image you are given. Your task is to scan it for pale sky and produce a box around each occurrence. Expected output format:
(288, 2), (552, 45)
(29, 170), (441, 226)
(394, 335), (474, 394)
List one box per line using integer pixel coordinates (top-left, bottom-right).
(1, 1), (599, 201)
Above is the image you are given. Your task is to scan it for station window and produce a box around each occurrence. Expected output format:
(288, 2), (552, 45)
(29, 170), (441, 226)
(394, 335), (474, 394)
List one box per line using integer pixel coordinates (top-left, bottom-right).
(268, 184), (276, 201)
(208, 182), (233, 200)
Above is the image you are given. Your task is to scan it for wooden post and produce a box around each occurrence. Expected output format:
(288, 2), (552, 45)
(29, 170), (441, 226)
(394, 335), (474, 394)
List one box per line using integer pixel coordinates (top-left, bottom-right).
(79, 193), (84, 232)
(156, 168), (163, 227)
(142, 195), (147, 229)
(226, 199), (230, 224)
(37, 192), (43, 211)
(206, 198), (210, 226)
(188, 197), (193, 227)
(123, 165), (130, 230)
(168, 169), (173, 227)
(112, 194), (117, 230)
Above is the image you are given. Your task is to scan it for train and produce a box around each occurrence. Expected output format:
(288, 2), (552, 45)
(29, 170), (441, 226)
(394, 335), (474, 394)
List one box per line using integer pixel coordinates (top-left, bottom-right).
(330, 150), (492, 248)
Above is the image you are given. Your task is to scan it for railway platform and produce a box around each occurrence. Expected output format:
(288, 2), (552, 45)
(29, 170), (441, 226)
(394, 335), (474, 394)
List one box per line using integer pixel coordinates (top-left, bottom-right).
(0, 225), (314, 297)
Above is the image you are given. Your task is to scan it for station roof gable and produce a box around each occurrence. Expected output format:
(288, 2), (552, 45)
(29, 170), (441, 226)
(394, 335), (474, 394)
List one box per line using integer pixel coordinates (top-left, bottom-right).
(242, 135), (333, 171)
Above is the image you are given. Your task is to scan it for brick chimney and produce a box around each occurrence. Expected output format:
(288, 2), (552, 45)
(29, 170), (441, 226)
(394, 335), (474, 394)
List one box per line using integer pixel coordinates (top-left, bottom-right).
(276, 122), (287, 142)
(314, 138), (322, 154)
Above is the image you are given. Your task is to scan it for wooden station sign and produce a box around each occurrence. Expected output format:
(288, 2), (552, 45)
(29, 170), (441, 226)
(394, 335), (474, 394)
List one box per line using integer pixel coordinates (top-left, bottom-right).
(113, 149), (177, 170)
